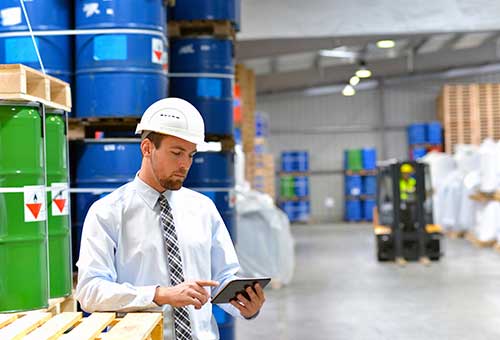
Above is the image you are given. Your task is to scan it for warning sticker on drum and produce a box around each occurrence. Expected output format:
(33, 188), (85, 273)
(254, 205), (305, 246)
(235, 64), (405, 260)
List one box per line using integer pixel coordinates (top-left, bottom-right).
(24, 185), (47, 222)
(51, 183), (69, 216)
(152, 38), (167, 66)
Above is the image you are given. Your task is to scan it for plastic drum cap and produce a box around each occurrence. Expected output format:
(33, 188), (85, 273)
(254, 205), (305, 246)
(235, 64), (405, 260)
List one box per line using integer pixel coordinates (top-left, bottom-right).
(135, 97), (205, 145)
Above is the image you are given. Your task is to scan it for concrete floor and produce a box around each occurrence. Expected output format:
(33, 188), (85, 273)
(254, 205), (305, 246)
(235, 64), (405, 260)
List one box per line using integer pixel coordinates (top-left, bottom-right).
(236, 223), (500, 340)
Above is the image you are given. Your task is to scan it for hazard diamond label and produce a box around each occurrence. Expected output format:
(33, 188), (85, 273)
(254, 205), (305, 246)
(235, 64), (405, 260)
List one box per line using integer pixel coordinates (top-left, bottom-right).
(51, 183), (69, 216)
(24, 185), (47, 222)
(152, 38), (167, 66)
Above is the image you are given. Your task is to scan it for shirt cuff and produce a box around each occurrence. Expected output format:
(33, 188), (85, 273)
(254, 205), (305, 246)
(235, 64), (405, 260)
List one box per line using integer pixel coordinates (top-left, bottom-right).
(138, 285), (160, 308)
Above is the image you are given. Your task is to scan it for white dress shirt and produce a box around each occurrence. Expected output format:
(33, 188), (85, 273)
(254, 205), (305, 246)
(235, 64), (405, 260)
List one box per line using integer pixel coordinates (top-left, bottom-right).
(76, 176), (242, 340)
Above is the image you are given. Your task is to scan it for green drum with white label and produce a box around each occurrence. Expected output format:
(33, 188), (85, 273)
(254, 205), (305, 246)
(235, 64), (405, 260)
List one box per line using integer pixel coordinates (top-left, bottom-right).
(46, 112), (72, 298)
(0, 104), (49, 312)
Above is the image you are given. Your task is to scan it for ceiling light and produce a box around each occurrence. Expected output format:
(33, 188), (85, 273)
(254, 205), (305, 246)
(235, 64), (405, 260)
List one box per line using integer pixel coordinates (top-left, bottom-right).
(376, 40), (395, 49)
(356, 68), (372, 78)
(342, 85), (356, 96)
(319, 48), (358, 59)
(349, 76), (360, 86)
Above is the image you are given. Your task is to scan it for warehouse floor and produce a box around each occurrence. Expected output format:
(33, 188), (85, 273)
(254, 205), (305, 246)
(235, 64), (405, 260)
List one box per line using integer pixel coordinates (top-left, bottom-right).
(236, 223), (500, 340)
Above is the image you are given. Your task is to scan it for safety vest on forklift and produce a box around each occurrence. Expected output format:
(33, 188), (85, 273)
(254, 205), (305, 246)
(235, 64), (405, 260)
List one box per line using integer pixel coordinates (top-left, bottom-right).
(400, 177), (416, 201)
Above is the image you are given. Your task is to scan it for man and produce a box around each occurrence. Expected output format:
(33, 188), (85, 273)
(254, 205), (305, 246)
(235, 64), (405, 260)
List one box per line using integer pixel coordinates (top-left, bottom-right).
(399, 163), (416, 202)
(76, 98), (265, 340)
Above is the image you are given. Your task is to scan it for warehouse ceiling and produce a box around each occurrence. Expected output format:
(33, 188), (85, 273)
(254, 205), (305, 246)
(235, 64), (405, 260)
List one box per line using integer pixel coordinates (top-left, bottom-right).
(236, 0), (500, 94)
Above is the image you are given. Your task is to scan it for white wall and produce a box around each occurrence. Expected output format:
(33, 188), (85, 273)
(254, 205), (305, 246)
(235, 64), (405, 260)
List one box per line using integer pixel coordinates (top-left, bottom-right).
(258, 70), (500, 222)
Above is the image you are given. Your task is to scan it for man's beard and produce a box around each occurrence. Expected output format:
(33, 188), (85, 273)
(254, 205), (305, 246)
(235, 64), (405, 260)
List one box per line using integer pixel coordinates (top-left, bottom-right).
(159, 177), (184, 190)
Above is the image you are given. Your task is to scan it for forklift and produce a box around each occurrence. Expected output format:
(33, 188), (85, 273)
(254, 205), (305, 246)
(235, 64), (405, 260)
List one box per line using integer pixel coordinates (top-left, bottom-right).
(373, 161), (442, 264)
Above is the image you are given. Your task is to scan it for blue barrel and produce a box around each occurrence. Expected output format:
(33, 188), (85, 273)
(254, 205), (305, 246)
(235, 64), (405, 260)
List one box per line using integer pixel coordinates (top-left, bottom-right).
(361, 148), (377, 170)
(184, 151), (235, 239)
(345, 175), (362, 196)
(407, 123), (426, 145)
(345, 200), (362, 222)
(281, 152), (295, 172)
(170, 0), (237, 23)
(427, 122), (443, 145)
(362, 175), (377, 196)
(295, 201), (310, 222)
(281, 151), (309, 172)
(280, 201), (296, 222)
(184, 151), (235, 188)
(280, 201), (310, 223)
(294, 176), (309, 197)
(362, 199), (376, 221)
(213, 305), (235, 340)
(412, 147), (427, 160)
(72, 139), (141, 268)
(169, 37), (233, 135)
(0, 0), (72, 84)
(75, 0), (167, 117)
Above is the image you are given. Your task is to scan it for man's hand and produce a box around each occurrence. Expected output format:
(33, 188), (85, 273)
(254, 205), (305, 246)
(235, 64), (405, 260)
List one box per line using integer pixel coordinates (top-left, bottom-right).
(229, 283), (266, 319)
(154, 280), (219, 310)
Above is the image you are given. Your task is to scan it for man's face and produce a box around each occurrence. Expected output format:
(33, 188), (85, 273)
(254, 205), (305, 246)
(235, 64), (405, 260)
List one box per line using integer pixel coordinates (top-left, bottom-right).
(149, 135), (197, 190)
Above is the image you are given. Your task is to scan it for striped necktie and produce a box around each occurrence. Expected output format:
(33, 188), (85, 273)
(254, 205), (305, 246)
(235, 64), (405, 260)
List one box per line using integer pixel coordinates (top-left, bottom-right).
(158, 195), (192, 340)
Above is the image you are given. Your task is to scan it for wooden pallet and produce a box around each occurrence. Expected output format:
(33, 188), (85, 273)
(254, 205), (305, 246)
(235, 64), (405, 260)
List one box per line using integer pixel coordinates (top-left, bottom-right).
(0, 64), (71, 112)
(235, 64), (256, 154)
(43, 295), (77, 316)
(477, 83), (500, 141)
(168, 20), (235, 39)
(0, 312), (163, 340)
(437, 84), (480, 153)
(205, 134), (235, 152)
(68, 117), (141, 140)
(445, 230), (466, 239)
(465, 232), (497, 248)
(344, 169), (378, 176)
(469, 191), (500, 202)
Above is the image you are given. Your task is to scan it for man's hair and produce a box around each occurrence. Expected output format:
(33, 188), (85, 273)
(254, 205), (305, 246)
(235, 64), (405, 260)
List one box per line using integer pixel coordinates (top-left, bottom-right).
(141, 131), (166, 149)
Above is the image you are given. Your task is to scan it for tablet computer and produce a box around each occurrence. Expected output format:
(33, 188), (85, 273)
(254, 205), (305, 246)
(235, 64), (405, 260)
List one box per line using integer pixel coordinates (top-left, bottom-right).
(211, 277), (271, 304)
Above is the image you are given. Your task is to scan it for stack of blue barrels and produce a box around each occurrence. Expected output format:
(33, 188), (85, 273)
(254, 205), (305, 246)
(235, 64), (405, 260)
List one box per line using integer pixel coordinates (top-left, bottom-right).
(69, 1), (168, 270)
(407, 122), (443, 160)
(279, 151), (311, 223)
(344, 148), (377, 222)
(169, 2), (240, 339)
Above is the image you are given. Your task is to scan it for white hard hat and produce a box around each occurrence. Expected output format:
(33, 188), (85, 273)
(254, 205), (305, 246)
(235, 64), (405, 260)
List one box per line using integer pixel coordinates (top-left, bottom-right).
(135, 98), (205, 145)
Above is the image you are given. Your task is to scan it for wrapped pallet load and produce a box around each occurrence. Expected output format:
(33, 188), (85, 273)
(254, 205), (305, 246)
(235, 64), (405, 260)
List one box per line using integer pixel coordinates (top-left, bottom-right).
(479, 139), (500, 193)
(422, 152), (456, 228)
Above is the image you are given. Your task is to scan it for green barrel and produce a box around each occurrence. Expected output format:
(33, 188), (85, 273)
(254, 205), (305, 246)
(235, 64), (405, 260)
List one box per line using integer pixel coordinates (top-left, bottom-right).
(0, 104), (49, 312)
(280, 175), (295, 199)
(46, 113), (72, 298)
(347, 149), (363, 171)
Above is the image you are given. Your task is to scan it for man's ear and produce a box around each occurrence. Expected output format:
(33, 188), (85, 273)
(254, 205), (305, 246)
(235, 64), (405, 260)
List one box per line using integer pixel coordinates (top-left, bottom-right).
(141, 138), (152, 157)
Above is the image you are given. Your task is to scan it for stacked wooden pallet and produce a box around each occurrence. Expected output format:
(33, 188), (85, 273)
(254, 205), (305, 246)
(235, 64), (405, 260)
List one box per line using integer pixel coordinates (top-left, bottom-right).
(477, 84), (500, 141)
(235, 64), (256, 154)
(0, 312), (163, 340)
(437, 84), (479, 153)
(0, 64), (71, 111)
(437, 83), (500, 153)
(246, 153), (276, 199)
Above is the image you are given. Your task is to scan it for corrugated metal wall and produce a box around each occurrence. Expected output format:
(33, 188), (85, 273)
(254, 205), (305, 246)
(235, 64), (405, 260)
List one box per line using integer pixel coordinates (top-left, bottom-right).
(257, 70), (500, 222)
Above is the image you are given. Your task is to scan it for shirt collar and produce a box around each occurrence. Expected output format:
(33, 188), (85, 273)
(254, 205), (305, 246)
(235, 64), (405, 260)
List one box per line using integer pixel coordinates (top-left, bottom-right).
(134, 174), (173, 210)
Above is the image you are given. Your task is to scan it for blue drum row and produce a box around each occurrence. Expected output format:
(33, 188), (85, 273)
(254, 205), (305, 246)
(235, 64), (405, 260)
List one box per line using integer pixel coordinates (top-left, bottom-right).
(345, 175), (377, 196)
(280, 201), (310, 223)
(345, 199), (376, 222)
(281, 151), (309, 172)
(407, 122), (443, 146)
